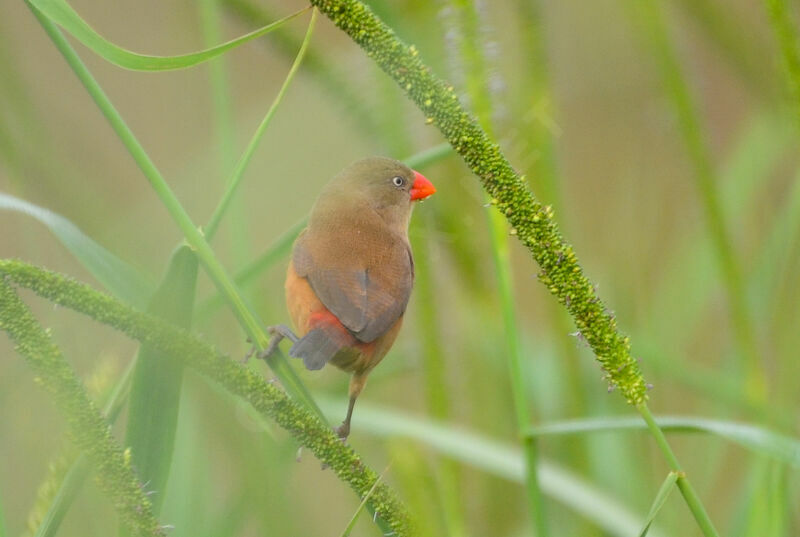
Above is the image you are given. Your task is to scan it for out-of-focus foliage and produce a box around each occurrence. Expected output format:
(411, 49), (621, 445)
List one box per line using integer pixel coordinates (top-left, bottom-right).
(1, 0), (798, 536)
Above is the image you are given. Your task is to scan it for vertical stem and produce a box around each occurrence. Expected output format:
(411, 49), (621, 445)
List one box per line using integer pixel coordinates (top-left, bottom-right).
(27, 3), (324, 421)
(637, 403), (719, 537)
(306, 1), (720, 533)
(198, 0), (251, 262)
(204, 9), (318, 241)
(515, 0), (590, 471)
(411, 211), (468, 536)
(764, 0), (800, 131)
(634, 0), (765, 400)
(450, 1), (547, 534)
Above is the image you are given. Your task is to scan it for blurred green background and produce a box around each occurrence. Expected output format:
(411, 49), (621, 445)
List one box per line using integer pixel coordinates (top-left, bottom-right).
(1, 0), (798, 536)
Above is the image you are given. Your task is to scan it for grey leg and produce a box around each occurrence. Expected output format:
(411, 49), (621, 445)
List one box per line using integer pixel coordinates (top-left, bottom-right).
(257, 324), (299, 361)
(334, 395), (357, 440)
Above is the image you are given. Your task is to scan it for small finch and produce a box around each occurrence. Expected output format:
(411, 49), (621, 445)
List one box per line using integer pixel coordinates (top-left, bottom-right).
(265, 156), (436, 439)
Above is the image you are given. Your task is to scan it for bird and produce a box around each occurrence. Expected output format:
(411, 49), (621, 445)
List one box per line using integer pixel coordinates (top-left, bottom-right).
(262, 156), (436, 439)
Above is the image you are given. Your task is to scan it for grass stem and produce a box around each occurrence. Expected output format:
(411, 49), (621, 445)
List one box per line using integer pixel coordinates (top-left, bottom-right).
(27, 2), (324, 420)
(449, 1), (547, 533)
(204, 9), (317, 241)
(637, 403), (719, 537)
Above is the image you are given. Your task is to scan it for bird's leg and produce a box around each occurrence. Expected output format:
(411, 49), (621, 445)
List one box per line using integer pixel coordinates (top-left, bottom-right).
(335, 396), (357, 440)
(255, 324), (299, 362)
(335, 373), (367, 440)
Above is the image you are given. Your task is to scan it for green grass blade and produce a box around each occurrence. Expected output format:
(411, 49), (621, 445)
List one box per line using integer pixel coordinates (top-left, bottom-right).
(124, 245), (199, 516)
(448, 0), (547, 531)
(0, 192), (153, 309)
(26, 0), (309, 71)
(27, 3), (324, 421)
(339, 466), (389, 537)
(0, 281), (165, 536)
(528, 416), (800, 467)
(403, 142), (452, 169)
(198, 0), (236, 173)
(631, 0), (761, 398)
(0, 486), (6, 537)
(32, 361), (133, 537)
(0, 260), (415, 535)
(32, 456), (90, 537)
(638, 472), (679, 537)
(204, 9), (317, 241)
(194, 218), (306, 322)
(317, 397), (668, 537)
(764, 0), (800, 129)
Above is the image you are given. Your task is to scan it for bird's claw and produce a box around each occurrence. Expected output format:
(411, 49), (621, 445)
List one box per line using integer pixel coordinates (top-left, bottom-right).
(334, 422), (350, 441)
(241, 346), (257, 364)
(252, 324), (299, 362)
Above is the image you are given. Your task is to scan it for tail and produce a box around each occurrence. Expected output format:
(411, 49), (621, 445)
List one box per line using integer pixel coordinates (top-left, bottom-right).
(289, 326), (347, 370)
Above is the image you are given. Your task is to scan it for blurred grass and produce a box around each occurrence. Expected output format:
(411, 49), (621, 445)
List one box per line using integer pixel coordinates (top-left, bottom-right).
(2, 0), (800, 535)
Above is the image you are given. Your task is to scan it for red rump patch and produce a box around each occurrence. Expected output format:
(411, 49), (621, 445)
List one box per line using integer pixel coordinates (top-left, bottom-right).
(308, 309), (347, 330)
(308, 309), (376, 355)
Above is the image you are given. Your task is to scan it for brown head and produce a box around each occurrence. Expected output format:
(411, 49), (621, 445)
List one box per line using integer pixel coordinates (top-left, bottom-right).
(311, 156), (436, 232)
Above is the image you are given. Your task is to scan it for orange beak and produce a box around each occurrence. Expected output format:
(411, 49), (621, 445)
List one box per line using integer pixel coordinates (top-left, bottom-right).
(410, 171), (436, 201)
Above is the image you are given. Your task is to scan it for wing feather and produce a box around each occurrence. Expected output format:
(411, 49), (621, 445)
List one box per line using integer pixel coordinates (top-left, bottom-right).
(292, 222), (413, 343)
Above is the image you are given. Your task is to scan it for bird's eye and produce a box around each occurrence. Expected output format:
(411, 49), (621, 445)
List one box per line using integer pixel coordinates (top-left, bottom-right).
(391, 176), (405, 187)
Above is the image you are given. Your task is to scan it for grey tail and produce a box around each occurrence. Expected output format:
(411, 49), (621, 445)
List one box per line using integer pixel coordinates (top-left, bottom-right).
(289, 327), (343, 371)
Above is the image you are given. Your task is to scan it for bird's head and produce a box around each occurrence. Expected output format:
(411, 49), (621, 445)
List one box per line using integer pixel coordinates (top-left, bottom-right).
(335, 156), (436, 208)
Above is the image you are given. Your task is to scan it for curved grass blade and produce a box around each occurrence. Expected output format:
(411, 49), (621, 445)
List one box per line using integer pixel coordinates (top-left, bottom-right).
(639, 472), (679, 537)
(528, 416), (800, 468)
(26, 0), (308, 71)
(204, 8), (317, 241)
(0, 192), (153, 308)
(317, 397), (667, 537)
(124, 245), (199, 515)
(27, 2), (324, 421)
(0, 260), (415, 535)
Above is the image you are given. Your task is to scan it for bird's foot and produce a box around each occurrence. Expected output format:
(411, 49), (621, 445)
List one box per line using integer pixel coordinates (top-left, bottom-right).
(256, 324), (299, 362)
(241, 337), (255, 364)
(334, 421), (350, 441)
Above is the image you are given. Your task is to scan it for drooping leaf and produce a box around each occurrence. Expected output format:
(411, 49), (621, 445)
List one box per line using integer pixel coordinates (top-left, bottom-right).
(318, 398), (667, 537)
(528, 416), (800, 468)
(0, 192), (152, 308)
(26, 0), (308, 71)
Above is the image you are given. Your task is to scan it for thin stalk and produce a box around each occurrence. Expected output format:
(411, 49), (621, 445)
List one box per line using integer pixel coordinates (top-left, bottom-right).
(204, 9), (317, 241)
(450, 1), (547, 534)
(634, 0), (764, 400)
(199, 0), (236, 174)
(198, 0), (251, 262)
(637, 403), (718, 537)
(222, 0), (384, 144)
(306, 0), (719, 534)
(32, 361), (134, 537)
(0, 281), (165, 537)
(0, 260), (415, 536)
(0, 487), (6, 537)
(27, 3), (324, 421)
(339, 466), (390, 537)
(515, 0), (590, 480)
(764, 0), (800, 130)
(674, 0), (773, 98)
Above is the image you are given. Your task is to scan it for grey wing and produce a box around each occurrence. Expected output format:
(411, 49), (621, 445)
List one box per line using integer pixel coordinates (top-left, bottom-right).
(293, 238), (413, 343)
